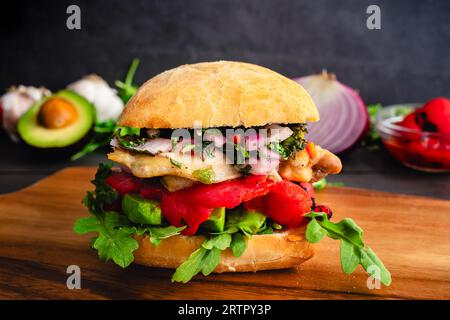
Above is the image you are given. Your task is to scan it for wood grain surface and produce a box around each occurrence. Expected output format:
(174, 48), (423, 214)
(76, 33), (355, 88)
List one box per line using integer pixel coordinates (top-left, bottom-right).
(0, 167), (449, 300)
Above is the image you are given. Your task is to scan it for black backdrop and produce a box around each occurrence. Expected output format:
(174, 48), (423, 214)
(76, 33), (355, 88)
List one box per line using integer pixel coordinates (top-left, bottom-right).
(1, 0), (449, 105)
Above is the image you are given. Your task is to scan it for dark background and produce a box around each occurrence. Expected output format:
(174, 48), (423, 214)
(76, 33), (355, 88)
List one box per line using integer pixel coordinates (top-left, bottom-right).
(0, 0), (449, 198)
(1, 0), (449, 103)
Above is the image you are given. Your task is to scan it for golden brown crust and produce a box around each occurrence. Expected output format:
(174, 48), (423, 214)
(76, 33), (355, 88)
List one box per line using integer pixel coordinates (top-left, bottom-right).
(133, 227), (314, 273)
(118, 61), (319, 128)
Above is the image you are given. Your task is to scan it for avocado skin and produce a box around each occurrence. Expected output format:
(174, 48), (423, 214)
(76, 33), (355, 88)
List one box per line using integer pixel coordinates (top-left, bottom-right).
(122, 194), (163, 225)
(200, 207), (226, 233)
(17, 90), (96, 149)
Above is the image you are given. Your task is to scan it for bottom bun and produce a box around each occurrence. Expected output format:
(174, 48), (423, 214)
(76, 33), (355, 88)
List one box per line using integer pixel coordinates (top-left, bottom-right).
(133, 227), (314, 273)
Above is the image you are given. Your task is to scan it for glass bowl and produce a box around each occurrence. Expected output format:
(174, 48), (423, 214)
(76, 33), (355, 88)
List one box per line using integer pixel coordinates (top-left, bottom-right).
(375, 103), (450, 172)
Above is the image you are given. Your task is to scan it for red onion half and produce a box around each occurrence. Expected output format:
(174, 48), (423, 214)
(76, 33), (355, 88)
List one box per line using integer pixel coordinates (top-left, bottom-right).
(294, 72), (369, 154)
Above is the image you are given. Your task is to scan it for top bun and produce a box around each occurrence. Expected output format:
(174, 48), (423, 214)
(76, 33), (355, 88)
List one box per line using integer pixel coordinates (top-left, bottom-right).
(118, 61), (319, 128)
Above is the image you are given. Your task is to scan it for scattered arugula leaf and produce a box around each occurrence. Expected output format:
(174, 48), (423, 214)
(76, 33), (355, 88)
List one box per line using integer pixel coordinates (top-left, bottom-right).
(313, 178), (327, 190)
(313, 178), (344, 190)
(115, 58), (140, 103)
(305, 212), (391, 286)
(71, 120), (118, 161)
(361, 103), (383, 151)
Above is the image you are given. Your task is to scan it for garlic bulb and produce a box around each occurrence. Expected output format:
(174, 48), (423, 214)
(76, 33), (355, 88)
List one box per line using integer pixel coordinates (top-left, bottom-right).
(67, 74), (123, 122)
(0, 85), (51, 140)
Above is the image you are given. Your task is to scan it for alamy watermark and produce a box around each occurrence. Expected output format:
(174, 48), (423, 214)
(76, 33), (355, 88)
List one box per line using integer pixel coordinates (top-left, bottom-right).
(66, 265), (81, 289)
(66, 5), (81, 30)
(366, 5), (381, 30)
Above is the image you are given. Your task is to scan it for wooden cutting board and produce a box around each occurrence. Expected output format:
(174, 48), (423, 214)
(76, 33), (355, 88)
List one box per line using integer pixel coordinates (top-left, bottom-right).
(0, 167), (449, 300)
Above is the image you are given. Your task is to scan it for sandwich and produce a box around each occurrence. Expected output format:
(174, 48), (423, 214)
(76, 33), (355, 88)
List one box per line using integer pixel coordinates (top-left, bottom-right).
(74, 61), (391, 285)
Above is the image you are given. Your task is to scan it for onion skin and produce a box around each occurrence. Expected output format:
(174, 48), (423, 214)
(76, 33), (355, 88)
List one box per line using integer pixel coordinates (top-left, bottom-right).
(294, 72), (369, 154)
(340, 82), (370, 152)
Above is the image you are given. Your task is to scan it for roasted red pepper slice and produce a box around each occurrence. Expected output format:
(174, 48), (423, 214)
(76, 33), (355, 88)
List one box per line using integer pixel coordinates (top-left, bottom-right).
(105, 170), (315, 235)
(105, 172), (144, 196)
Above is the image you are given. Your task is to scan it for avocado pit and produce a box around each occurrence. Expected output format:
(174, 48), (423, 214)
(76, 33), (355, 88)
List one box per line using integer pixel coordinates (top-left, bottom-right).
(38, 97), (78, 129)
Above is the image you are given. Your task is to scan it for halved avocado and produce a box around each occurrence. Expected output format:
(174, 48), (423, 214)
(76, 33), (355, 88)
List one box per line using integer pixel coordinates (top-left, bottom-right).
(18, 90), (95, 148)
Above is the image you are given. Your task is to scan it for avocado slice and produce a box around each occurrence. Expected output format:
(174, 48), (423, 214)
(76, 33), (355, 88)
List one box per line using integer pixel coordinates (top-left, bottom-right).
(122, 194), (163, 225)
(200, 207), (226, 233)
(18, 90), (95, 148)
(226, 208), (266, 235)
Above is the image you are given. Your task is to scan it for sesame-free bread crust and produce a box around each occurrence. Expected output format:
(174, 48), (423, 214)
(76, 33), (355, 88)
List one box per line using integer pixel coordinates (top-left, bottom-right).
(133, 227), (314, 273)
(118, 61), (319, 129)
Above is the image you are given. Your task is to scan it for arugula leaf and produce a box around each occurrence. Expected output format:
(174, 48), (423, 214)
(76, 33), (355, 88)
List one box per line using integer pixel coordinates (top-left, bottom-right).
(115, 58), (140, 103)
(312, 178), (327, 190)
(172, 233), (234, 283)
(74, 211), (139, 268)
(305, 212), (391, 286)
(360, 247), (391, 286)
(75, 164), (184, 268)
(82, 164), (118, 214)
(305, 217), (327, 242)
(117, 126), (141, 137)
(201, 248), (221, 276)
(202, 233), (232, 250)
(71, 120), (118, 161)
(115, 126), (146, 149)
(361, 103), (383, 150)
(312, 178), (344, 191)
(123, 225), (186, 246)
(340, 239), (361, 274)
(171, 247), (208, 283)
(230, 233), (246, 257)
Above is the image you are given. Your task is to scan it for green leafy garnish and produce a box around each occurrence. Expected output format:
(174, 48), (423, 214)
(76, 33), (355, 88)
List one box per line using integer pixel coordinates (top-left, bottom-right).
(278, 124), (307, 159)
(115, 126), (145, 148)
(117, 126), (141, 137)
(169, 158), (183, 169)
(226, 209), (266, 237)
(172, 233), (233, 283)
(230, 233), (246, 257)
(115, 58), (140, 104)
(74, 164), (184, 267)
(123, 225), (186, 246)
(71, 120), (118, 161)
(361, 103), (383, 151)
(305, 212), (391, 286)
(192, 168), (215, 184)
(313, 178), (328, 190)
(74, 212), (139, 268)
(313, 178), (344, 190)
